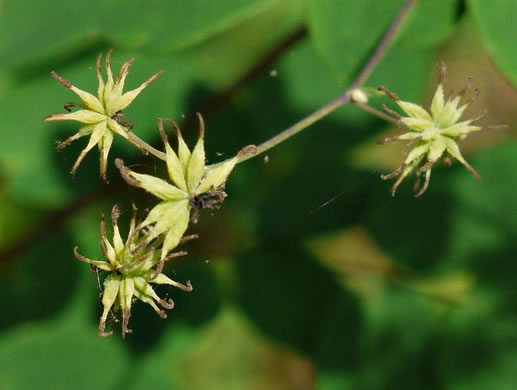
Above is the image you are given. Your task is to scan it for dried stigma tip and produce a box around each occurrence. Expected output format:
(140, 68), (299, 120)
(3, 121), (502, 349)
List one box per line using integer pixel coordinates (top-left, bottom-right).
(438, 60), (447, 84)
(378, 86), (400, 102)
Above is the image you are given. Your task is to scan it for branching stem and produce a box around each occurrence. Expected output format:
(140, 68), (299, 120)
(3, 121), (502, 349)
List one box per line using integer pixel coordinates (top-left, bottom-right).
(351, 0), (418, 90)
(237, 96), (348, 163)
(120, 0), (418, 165)
(237, 0), (418, 164)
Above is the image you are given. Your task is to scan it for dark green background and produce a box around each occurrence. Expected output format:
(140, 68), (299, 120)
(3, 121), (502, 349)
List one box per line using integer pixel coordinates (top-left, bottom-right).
(1, 0), (517, 388)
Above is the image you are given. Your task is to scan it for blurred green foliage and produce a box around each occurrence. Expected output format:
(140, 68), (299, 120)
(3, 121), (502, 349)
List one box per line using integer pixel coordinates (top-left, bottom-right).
(2, 0), (517, 389)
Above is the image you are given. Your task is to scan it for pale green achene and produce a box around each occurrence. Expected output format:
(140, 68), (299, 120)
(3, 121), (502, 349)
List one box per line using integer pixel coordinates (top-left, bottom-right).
(44, 49), (164, 181)
(74, 205), (194, 338)
(116, 115), (255, 262)
(377, 61), (503, 197)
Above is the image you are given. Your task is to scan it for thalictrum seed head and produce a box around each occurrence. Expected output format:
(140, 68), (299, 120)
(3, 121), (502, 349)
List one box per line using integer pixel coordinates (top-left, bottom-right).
(116, 115), (256, 260)
(44, 50), (164, 181)
(378, 61), (506, 197)
(74, 204), (194, 338)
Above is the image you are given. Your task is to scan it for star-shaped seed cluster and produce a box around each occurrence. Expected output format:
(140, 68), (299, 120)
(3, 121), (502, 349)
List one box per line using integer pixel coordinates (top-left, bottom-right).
(378, 61), (504, 197)
(74, 205), (194, 338)
(44, 50), (164, 180)
(116, 115), (255, 259)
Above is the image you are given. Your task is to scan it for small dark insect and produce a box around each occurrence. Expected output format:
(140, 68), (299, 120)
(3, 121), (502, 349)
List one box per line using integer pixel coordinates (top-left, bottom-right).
(112, 110), (134, 131)
(189, 184), (227, 224)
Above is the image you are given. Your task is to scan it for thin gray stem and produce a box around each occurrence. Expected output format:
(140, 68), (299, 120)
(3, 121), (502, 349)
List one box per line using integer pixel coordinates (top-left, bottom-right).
(237, 95), (348, 163)
(351, 0), (418, 89)
(118, 0), (418, 166)
(237, 0), (419, 163)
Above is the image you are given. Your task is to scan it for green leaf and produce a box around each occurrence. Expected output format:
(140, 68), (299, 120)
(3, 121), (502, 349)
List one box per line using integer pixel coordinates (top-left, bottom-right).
(356, 288), (444, 390)
(0, 0), (288, 68)
(235, 239), (361, 360)
(125, 324), (197, 390)
(104, 0), (282, 52)
(439, 295), (517, 390)
(469, 0), (517, 87)
(0, 191), (45, 250)
(0, 321), (129, 390)
(364, 40), (434, 102)
(402, 0), (458, 48)
(364, 174), (455, 272)
(441, 142), (517, 288)
(0, 260), (129, 390)
(173, 0), (304, 89)
(309, 0), (402, 84)
(450, 347), (517, 390)
(128, 308), (315, 390)
(0, 228), (80, 331)
(308, 0), (457, 84)
(0, 0), (102, 68)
